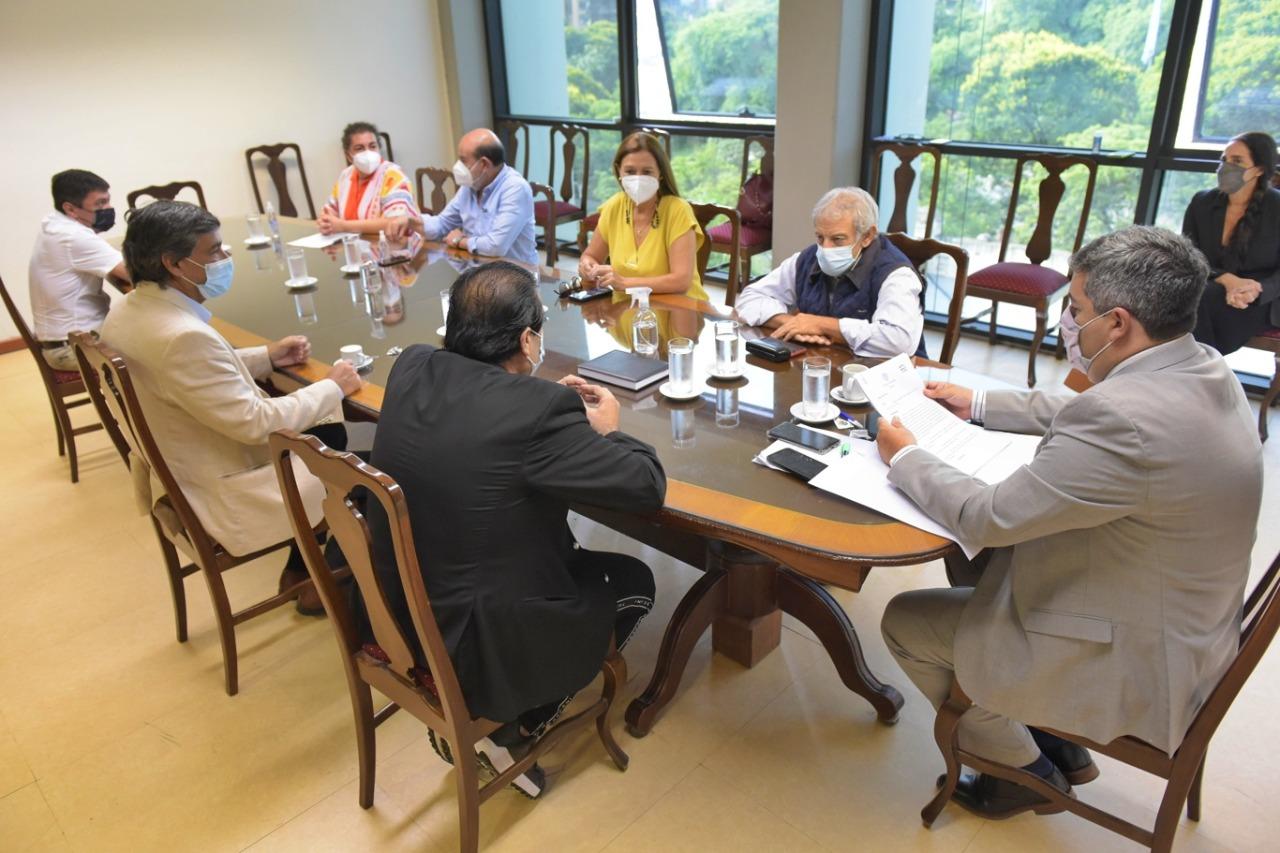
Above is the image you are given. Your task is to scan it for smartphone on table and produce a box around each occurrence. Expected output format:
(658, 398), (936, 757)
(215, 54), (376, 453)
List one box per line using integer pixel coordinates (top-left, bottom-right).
(766, 421), (840, 453)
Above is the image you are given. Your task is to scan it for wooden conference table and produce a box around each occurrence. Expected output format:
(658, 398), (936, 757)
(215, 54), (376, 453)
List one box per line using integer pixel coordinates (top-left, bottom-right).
(212, 217), (956, 734)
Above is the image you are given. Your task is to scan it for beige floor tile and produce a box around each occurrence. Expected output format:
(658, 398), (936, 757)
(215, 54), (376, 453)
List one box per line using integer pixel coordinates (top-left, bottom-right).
(0, 709), (34, 800)
(243, 778), (444, 853)
(603, 764), (825, 853)
(0, 782), (72, 852)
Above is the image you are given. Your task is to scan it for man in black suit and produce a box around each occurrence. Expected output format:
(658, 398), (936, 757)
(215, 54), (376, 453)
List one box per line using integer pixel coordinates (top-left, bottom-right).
(363, 260), (666, 797)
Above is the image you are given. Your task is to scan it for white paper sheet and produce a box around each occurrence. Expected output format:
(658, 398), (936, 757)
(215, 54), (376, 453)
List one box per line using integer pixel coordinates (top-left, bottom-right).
(286, 232), (357, 249)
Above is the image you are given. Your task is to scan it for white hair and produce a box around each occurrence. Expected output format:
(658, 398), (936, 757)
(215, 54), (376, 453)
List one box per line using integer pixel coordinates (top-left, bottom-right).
(811, 187), (878, 235)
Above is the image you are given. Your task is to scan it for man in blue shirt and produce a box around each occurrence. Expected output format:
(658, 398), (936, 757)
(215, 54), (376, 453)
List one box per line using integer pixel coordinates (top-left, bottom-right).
(395, 128), (538, 265)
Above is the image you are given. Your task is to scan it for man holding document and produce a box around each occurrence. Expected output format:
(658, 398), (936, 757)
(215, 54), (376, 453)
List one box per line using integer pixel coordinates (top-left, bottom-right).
(875, 226), (1262, 819)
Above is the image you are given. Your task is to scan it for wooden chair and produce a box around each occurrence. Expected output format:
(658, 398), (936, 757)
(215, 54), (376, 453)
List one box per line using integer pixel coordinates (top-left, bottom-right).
(635, 126), (673, 158)
(869, 142), (943, 238)
(709, 135), (773, 284)
(530, 181), (559, 267)
(921, 548), (1280, 852)
(1248, 328), (1280, 441)
(68, 334), (337, 695)
(964, 154), (1098, 387)
(496, 120), (530, 178)
(536, 123), (591, 257)
(690, 202), (742, 306)
(886, 232), (969, 365)
(415, 166), (457, 215)
(268, 430), (630, 852)
(126, 180), (208, 211)
(0, 274), (102, 483)
(246, 142), (316, 219)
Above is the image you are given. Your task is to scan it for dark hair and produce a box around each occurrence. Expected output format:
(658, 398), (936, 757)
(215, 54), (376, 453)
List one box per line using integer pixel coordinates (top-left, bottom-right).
(444, 261), (543, 364)
(51, 169), (109, 213)
(342, 121), (379, 152)
(474, 137), (506, 167)
(1070, 225), (1209, 341)
(122, 201), (221, 286)
(1223, 131), (1278, 272)
(613, 132), (680, 197)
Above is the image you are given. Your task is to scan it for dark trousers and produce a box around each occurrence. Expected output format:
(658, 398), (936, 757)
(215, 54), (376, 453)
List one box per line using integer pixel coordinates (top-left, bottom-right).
(1194, 281), (1271, 355)
(282, 423), (354, 577)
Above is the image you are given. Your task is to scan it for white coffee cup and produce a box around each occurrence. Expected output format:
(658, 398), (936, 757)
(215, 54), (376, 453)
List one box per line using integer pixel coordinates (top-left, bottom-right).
(339, 344), (365, 365)
(842, 363), (869, 400)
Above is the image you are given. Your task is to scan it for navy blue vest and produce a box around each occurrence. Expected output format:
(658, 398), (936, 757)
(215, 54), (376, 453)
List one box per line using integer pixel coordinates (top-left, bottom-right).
(794, 235), (927, 357)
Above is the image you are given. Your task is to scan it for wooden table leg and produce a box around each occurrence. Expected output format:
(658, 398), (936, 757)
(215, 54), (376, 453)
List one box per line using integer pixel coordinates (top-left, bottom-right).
(777, 568), (904, 724)
(710, 541), (783, 667)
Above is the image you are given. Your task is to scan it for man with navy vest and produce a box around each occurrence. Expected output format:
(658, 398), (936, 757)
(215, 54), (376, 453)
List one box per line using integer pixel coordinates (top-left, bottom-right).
(735, 187), (925, 356)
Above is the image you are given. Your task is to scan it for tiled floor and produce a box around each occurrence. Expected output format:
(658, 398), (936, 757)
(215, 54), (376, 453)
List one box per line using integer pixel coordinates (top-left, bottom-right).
(2, 325), (1278, 852)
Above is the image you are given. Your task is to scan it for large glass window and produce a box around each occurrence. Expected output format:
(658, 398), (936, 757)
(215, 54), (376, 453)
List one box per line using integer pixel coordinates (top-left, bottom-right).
(637, 0), (778, 121)
(1177, 0), (1280, 145)
(502, 1), (620, 120)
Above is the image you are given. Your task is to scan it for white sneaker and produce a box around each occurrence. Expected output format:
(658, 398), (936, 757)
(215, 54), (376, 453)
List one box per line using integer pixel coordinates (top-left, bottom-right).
(474, 736), (547, 799)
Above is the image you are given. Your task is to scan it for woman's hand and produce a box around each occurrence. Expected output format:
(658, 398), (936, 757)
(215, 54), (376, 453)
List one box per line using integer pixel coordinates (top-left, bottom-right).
(1220, 274), (1263, 309)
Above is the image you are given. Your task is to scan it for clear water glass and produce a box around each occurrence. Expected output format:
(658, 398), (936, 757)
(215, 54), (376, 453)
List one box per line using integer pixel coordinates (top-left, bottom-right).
(342, 234), (362, 272)
(439, 289), (451, 329)
(714, 320), (740, 375)
(293, 291), (318, 325)
(802, 356), (832, 419)
(246, 214), (265, 242)
(668, 337), (695, 395)
(285, 248), (308, 282)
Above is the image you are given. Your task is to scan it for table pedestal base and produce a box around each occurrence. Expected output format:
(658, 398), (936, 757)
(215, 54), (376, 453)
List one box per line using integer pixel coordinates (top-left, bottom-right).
(626, 540), (903, 737)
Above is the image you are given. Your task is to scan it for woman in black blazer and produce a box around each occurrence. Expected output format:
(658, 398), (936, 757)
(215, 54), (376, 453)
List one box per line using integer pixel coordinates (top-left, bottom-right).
(1184, 130), (1280, 354)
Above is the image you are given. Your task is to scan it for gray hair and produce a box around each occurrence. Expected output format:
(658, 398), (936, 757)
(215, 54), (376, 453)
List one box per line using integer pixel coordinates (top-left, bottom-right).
(1069, 225), (1209, 341)
(122, 201), (221, 287)
(811, 187), (878, 236)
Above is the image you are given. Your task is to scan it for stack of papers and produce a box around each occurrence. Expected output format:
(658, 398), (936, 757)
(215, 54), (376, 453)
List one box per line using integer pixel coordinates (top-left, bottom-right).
(287, 232), (358, 249)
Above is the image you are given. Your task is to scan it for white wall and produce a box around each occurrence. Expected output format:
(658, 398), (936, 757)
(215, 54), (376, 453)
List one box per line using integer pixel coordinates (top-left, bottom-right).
(0, 0), (457, 340)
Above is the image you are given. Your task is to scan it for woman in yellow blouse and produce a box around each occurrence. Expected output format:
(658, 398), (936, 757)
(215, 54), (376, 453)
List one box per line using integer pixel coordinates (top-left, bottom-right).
(579, 132), (707, 301)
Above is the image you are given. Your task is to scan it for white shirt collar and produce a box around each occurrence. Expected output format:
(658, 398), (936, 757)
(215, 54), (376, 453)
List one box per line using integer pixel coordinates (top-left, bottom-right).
(141, 281), (212, 324)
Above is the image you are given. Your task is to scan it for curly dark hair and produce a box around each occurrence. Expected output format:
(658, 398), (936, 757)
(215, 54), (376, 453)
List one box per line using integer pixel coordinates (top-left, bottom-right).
(1222, 131), (1278, 273)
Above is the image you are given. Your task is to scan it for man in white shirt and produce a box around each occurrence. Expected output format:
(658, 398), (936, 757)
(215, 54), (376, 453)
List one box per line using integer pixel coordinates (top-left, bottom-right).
(28, 169), (132, 370)
(393, 128), (538, 265)
(734, 187), (925, 357)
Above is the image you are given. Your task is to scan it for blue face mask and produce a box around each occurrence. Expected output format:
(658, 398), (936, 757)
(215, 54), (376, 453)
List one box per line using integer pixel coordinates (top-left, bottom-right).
(180, 255), (235, 300)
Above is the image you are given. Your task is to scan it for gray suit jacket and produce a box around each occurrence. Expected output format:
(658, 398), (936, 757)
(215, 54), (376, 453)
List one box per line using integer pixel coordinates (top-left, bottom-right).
(888, 335), (1262, 753)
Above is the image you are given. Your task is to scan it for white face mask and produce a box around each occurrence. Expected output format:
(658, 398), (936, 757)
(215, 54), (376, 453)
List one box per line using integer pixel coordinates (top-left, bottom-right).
(1063, 306), (1116, 379)
(526, 328), (544, 373)
(453, 159), (477, 188)
(620, 175), (660, 205)
(352, 150), (382, 176)
(816, 244), (858, 277)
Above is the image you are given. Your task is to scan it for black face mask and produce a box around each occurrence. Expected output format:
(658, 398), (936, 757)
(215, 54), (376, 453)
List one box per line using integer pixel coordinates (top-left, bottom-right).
(91, 207), (116, 233)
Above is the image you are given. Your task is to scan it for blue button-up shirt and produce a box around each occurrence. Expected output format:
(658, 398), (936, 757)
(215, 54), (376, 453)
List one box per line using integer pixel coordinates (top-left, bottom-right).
(421, 165), (537, 265)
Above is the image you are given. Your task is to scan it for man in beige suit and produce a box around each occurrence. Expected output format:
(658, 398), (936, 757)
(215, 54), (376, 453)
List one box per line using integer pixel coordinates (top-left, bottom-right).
(101, 201), (363, 611)
(876, 226), (1262, 818)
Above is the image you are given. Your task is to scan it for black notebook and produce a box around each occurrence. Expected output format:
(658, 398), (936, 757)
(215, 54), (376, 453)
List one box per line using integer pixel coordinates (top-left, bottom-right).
(576, 350), (669, 390)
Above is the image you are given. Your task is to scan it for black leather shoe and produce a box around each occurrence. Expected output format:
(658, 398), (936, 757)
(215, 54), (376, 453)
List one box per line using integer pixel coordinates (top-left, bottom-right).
(1043, 741), (1099, 785)
(940, 766), (1073, 819)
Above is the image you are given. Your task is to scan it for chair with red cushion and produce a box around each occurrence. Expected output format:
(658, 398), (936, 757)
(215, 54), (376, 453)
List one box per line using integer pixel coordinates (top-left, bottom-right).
(690, 202), (742, 305)
(708, 135), (773, 285)
(529, 181), (558, 267)
(533, 123), (590, 258)
(0, 273), (103, 483)
(869, 142), (942, 238)
(886, 232), (969, 365)
(964, 153), (1098, 387)
(1248, 327), (1280, 441)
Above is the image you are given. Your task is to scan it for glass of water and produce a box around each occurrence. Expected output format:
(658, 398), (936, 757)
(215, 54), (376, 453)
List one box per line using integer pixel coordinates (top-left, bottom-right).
(285, 247), (308, 283)
(713, 320), (740, 376)
(246, 214), (266, 243)
(802, 356), (832, 420)
(341, 234), (362, 273)
(668, 337), (695, 396)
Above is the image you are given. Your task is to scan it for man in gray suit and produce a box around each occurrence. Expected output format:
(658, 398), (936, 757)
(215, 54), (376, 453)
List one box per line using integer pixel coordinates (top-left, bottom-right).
(876, 225), (1262, 818)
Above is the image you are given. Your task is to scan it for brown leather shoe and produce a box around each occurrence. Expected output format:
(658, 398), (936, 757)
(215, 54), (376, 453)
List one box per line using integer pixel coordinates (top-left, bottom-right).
(278, 568), (325, 617)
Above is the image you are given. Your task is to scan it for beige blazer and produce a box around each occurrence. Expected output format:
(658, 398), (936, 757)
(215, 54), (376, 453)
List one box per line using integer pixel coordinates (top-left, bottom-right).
(100, 283), (343, 556)
(888, 334), (1262, 753)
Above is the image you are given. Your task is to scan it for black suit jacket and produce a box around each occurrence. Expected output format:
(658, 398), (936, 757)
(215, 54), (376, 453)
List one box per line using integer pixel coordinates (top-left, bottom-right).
(363, 345), (666, 722)
(1182, 186), (1280, 324)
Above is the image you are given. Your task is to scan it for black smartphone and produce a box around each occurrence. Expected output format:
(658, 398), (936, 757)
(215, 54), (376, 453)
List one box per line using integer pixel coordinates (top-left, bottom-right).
(567, 286), (613, 302)
(766, 447), (829, 482)
(767, 422), (840, 453)
(745, 337), (806, 362)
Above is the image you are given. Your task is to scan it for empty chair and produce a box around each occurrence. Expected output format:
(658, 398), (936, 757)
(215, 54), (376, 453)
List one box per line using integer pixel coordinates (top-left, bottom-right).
(269, 429), (630, 853)
(0, 274), (103, 483)
(126, 181), (208, 211)
(690, 202), (742, 305)
(245, 142), (316, 219)
(535, 123), (590, 256)
(868, 141), (943, 238)
(70, 334), (339, 695)
(708, 135), (773, 284)
(415, 166), (457, 215)
(922, 548), (1280, 853)
(886, 232), (970, 365)
(963, 154), (1098, 387)
(530, 181), (558, 266)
